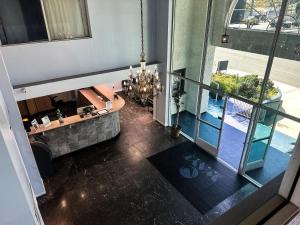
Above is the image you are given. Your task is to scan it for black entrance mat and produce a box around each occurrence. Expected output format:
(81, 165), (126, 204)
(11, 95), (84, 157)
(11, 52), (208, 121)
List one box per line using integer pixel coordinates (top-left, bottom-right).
(148, 141), (250, 214)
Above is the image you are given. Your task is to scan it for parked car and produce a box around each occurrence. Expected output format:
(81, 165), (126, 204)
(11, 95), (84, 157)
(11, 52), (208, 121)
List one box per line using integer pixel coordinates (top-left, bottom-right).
(270, 19), (293, 28)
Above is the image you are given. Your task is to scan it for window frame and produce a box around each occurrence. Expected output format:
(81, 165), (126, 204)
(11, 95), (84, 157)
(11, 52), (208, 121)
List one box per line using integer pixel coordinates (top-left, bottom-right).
(169, 0), (300, 199)
(0, 0), (92, 47)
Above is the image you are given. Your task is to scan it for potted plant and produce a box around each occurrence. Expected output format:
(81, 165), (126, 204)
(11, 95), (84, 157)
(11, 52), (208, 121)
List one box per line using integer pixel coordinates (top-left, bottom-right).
(171, 78), (184, 138)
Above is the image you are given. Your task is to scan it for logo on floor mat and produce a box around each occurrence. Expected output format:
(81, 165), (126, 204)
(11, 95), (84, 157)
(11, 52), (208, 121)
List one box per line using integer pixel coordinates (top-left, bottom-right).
(179, 152), (220, 183)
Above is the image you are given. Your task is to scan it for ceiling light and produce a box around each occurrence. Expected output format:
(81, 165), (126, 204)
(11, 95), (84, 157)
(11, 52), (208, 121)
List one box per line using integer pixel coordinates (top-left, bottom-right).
(221, 33), (229, 44)
(123, 0), (162, 106)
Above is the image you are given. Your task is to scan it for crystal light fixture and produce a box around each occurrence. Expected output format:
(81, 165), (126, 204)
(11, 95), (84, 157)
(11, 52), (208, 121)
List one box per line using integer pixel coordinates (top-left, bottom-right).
(123, 0), (162, 106)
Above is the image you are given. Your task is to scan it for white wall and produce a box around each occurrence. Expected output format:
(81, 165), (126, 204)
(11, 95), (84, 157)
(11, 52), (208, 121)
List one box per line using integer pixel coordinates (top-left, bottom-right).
(0, 89), (42, 225)
(0, 0), (170, 197)
(0, 1), (169, 201)
(2, 0), (169, 125)
(0, 50), (45, 196)
(280, 132), (300, 205)
(171, 0), (210, 116)
(1, 0), (157, 86)
(103, 81), (123, 93)
(154, 0), (169, 125)
(13, 63), (158, 101)
(279, 132), (300, 209)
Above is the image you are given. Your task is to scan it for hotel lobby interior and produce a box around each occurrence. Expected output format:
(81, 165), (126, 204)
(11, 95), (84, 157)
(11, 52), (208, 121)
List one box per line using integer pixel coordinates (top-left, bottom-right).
(1, 0), (300, 225)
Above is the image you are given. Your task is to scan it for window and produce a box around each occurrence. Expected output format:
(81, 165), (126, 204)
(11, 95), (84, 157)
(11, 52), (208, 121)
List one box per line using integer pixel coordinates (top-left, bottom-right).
(43, 0), (90, 40)
(0, 0), (90, 45)
(229, 0), (300, 34)
(0, 0), (48, 45)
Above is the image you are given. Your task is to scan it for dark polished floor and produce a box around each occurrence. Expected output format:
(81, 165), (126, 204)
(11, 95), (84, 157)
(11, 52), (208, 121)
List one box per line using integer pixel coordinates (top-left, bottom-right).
(149, 141), (254, 215)
(38, 93), (256, 225)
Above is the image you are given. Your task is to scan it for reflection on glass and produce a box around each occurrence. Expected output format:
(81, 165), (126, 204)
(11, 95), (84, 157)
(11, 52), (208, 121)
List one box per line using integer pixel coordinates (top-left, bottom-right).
(170, 77), (198, 139)
(245, 108), (300, 185)
(247, 111), (274, 165)
(199, 123), (221, 148)
(198, 89), (225, 148)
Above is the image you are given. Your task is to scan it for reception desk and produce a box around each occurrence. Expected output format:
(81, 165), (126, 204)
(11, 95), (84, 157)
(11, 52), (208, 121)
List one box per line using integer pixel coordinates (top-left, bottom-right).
(29, 85), (125, 158)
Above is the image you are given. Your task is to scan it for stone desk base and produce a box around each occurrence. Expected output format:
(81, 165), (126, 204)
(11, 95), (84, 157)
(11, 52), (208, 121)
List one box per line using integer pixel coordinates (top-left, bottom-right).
(38, 112), (120, 158)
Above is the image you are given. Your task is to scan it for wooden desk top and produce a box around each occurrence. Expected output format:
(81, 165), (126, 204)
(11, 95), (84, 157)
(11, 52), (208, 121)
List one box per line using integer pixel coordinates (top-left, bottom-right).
(94, 85), (114, 100)
(79, 89), (106, 110)
(28, 85), (125, 135)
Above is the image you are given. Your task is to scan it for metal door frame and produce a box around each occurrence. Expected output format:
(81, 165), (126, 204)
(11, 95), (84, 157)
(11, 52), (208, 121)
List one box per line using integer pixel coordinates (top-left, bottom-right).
(195, 91), (228, 157)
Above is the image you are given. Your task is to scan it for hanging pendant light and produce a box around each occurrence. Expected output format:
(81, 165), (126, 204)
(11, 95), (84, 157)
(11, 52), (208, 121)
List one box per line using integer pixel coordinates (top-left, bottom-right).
(123, 0), (163, 106)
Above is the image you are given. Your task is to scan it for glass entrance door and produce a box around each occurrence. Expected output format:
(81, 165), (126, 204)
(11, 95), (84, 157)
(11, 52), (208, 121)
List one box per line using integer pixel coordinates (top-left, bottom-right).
(243, 108), (277, 172)
(195, 88), (227, 156)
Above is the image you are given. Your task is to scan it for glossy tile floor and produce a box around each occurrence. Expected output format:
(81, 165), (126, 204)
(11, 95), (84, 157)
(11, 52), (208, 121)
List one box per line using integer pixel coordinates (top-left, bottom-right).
(38, 93), (256, 225)
(148, 141), (254, 215)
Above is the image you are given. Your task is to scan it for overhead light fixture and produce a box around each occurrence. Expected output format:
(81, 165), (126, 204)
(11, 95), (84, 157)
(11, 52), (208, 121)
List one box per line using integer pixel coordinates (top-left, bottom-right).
(221, 33), (229, 44)
(123, 0), (162, 106)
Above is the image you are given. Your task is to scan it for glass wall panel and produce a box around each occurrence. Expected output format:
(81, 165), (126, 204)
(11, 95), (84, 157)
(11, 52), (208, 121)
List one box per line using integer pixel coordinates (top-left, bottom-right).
(229, 0), (299, 33)
(170, 76), (199, 139)
(197, 88), (225, 148)
(245, 108), (300, 185)
(169, 0), (300, 220)
(171, 0), (208, 82)
(264, 0), (300, 120)
(202, 0), (282, 103)
(218, 96), (253, 170)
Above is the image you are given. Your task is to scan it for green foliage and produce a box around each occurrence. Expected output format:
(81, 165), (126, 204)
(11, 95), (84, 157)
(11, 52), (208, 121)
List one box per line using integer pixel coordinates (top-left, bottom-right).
(211, 73), (279, 102)
(238, 75), (261, 101)
(212, 73), (239, 95)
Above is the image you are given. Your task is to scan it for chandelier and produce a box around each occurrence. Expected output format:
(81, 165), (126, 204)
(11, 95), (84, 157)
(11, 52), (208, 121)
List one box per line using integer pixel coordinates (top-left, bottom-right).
(123, 0), (162, 106)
